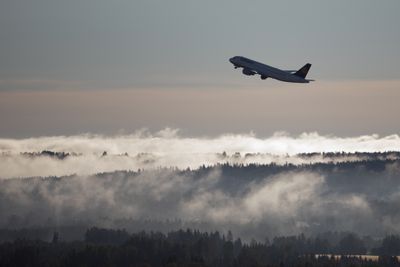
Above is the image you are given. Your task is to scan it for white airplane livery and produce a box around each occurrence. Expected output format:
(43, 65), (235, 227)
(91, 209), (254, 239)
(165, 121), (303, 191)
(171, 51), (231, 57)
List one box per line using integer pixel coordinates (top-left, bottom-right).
(229, 56), (314, 83)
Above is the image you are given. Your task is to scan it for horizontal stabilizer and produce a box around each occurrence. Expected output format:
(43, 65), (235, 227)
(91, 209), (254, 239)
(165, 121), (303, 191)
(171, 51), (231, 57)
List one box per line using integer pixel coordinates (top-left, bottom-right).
(284, 70), (297, 73)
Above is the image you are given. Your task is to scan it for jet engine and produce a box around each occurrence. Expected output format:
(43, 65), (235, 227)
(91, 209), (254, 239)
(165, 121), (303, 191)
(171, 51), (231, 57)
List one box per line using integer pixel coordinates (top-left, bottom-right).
(242, 68), (256, 76)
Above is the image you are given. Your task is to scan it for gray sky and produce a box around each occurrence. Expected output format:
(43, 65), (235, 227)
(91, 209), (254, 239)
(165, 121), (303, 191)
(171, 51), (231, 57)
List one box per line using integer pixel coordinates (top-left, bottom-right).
(1, 0), (400, 137)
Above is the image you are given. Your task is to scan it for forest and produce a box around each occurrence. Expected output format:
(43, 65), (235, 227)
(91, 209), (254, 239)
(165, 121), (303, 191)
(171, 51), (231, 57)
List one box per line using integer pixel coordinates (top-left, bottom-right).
(0, 228), (400, 267)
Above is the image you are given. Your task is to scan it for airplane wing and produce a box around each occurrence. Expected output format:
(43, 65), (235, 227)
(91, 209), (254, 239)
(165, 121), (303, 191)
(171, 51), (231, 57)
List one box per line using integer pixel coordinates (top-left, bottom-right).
(254, 69), (271, 80)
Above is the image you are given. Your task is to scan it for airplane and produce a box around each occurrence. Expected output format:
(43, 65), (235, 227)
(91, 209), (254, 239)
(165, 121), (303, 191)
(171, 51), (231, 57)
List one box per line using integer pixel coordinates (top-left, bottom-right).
(229, 56), (314, 83)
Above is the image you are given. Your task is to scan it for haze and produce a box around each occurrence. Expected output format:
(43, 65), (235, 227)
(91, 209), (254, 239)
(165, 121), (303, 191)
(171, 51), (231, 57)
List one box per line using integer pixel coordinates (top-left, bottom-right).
(1, 1), (400, 137)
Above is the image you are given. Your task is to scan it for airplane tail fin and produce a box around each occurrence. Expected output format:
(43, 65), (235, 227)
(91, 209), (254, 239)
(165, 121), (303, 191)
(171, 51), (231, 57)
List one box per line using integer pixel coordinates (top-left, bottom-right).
(294, 63), (311, 78)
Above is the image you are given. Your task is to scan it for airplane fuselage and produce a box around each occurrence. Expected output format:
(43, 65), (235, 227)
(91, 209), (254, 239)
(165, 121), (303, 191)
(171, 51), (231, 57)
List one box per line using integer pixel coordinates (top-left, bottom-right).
(229, 56), (313, 83)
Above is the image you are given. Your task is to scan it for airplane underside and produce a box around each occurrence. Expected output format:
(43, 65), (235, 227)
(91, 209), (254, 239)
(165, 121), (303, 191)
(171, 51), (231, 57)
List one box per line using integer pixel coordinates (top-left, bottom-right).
(239, 67), (268, 80)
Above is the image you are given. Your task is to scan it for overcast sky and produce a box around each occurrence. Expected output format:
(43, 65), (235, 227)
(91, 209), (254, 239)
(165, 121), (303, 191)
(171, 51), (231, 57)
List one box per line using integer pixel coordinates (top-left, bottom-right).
(1, 0), (400, 137)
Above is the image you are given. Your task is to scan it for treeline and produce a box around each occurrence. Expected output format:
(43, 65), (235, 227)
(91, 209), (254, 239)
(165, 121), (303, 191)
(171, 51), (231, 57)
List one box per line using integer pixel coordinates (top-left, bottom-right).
(5, 150), (400, 162)
(0, 228), (399, 267)
(2, 152), (398, 184)
(81, 228), (400, 257)
(91, 156), (400, 186)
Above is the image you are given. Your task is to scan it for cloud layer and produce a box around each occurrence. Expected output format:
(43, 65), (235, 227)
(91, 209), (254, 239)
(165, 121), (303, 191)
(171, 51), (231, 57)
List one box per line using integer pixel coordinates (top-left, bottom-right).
(2, 129), (400, 240)
(1, 163), (400, 240)
(1, 129), (400, 178)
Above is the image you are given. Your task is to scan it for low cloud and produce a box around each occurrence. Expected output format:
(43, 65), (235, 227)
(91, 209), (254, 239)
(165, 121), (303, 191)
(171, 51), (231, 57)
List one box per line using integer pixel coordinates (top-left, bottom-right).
(1, 162), (400, 240)
(1, 129), (400, 178)
(1, 130), (400, 240)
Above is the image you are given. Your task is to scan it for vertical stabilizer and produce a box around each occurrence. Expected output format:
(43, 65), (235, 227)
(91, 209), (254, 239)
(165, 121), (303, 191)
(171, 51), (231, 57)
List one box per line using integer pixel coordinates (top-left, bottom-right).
(294, 63), (311, 78)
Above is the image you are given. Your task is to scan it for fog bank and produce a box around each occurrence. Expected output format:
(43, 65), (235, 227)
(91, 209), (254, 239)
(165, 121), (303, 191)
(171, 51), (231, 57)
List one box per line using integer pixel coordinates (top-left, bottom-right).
(1, 129), (400, 178)
(1, 161), (400, 240)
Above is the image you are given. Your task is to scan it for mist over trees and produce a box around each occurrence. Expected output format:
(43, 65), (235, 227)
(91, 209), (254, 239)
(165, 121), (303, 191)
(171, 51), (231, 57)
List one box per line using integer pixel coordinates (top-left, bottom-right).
(0, 153), (400, 241)
(1, 152), (400, 265)
(2, 131), (400, 178)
